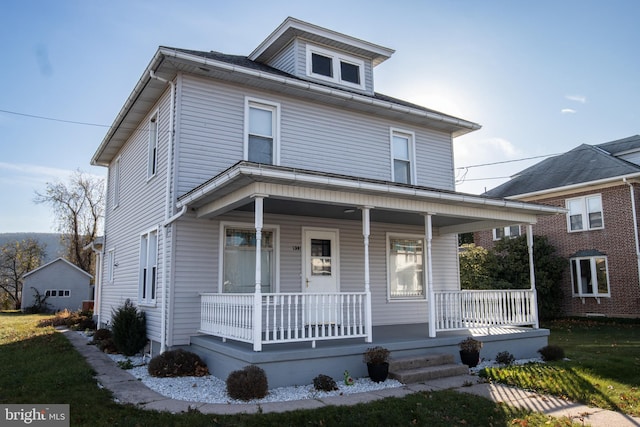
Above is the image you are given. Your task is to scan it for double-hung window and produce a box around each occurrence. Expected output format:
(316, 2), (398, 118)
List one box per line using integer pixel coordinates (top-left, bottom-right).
(245, 98), (279, 165)
(139, 229), (158, 304)
(566, 195), (603, 232)
(107, 248), (115, 283)
(391, 129), (416, 184)
(493, 225), (521, 240)
(570, 254), (610, 298)
(387, 235), (425, 300)
(306, 45), (365, 90)
(147, 112), (158, 179)
(222, 226), (275, 293)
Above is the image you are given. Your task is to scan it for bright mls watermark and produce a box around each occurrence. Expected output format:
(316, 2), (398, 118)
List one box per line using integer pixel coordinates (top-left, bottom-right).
(1, 405), (69, 426)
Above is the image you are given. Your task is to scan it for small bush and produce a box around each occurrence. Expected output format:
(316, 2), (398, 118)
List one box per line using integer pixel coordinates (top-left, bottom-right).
(495, 351), (515, 365)
(313, 374), (338, 392)
(92, 328), (112, 343)
(538, 345), (565, 361)
(148, 349), (209, 377)
(226, 365), (268, 401)
(36, 309), (95, 329)
(111, 299), (147, 356)
(97, 338), (118, 354)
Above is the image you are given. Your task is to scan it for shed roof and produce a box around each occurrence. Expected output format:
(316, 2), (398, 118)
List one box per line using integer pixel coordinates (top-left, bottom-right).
(23, 257), (93, 279)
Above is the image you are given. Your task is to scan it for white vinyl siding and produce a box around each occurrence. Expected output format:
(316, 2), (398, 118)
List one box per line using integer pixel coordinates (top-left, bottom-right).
(571, 256), (610, 298)
(566, 194), (603, 232)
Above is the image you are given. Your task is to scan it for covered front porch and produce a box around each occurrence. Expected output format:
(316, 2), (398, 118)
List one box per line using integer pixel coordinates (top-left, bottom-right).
(174, 162), (562, 364)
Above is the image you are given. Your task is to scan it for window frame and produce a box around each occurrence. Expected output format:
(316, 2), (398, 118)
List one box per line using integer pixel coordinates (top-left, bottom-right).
(570, 255), (611, 298)
(244, 97), (280, 165)
(390, 128), (417, 185)
(112, 156), (121, 209)
(107, 248), (115, 283)
(566, 194), (604, 232)
(138, 228), (158, 305)
(147, 110), (159, 180)
(218, 221), (280, 294)
(386, 233), (426, 302)
(493, 225), (521, 241)
(305, 44), (366, 90)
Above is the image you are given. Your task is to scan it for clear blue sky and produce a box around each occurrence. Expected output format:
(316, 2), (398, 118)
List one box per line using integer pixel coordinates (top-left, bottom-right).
(1, 0), (639, 232)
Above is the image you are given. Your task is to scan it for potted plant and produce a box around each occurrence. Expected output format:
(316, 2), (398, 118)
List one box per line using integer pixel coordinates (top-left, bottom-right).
(363, 346), (390, 382)
(458, 337), (482, 368)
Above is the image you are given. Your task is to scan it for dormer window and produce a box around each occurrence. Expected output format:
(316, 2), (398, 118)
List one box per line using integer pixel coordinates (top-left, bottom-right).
(306, 44), (365, 90)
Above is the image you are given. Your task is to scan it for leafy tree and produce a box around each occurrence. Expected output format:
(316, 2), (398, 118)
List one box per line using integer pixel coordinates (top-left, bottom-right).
(459, 235), (566, 320)
(34, 170), (104, 276)
(0, 239), (46, 309)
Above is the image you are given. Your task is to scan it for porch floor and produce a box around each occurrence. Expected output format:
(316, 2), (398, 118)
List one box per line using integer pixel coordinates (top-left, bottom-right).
(188, 324), (549, 388)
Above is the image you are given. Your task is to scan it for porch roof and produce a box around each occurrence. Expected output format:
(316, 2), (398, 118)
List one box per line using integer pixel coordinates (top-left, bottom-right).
(177, 162), (565, 234)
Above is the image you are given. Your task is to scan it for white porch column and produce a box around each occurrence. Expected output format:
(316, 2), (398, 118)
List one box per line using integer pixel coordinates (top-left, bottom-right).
(361, 206), (373, 343)
(253, 195), (266, 351)
(425, 214), (436, 337)
(527, 224), (539, 329)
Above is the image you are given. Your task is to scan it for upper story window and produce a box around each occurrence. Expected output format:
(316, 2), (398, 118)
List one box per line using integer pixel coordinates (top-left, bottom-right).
(139, 229), (158, 304)
(387, 234), (425, 300)
(493, 225), (521, 240)
(245, 98), (280, 165)
(390, 129), (416, 184)
(147, 112), (158, 179)
(112, 156), (121, 209)
(566, 194), (603, 232)
(306, 44), (365, 90)
(570, 253), (610, 298)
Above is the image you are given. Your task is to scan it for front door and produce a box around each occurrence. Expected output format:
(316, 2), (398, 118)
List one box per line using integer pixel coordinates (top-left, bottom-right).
(303, 229), (339, 324)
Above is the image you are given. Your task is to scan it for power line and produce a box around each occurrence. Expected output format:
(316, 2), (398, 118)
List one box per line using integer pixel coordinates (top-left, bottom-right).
(456, 153), (561, 170)
(0, 108), (111, 128)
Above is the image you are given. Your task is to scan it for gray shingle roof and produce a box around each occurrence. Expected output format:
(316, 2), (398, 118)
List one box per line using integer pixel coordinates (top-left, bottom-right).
(484, 135), (640, 198)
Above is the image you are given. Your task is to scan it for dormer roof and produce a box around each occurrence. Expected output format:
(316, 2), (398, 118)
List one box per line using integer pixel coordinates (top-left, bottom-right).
(249, 17), (395, 67)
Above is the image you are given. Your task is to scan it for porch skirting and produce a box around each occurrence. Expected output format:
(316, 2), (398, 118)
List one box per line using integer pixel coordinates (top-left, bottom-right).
(187, 324), (548, 388)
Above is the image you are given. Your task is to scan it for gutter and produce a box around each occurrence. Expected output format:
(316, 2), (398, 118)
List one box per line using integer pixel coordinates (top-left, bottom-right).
(623, 178), (640, 291)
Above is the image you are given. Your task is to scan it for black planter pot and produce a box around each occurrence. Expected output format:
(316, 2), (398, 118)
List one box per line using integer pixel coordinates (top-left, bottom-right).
(367, 362), (389, 382)
(459, 350), (480, 368)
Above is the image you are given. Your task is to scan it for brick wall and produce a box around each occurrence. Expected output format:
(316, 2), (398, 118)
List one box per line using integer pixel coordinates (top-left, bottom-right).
(474, 183), (640, 318)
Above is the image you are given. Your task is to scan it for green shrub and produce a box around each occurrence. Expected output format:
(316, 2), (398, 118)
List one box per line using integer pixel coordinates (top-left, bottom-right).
(148, 349), (209, 377)
(538, 345), (565, 361)
(226, 365), (268, 401)
(111, 299), (147, 356)
(92, 328), (112, 343)
(495, 351), (515, 365)
(313, 374), (338, 391)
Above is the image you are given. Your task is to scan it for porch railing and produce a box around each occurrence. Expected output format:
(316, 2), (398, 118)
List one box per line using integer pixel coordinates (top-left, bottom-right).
(200, 292), (369, 350)
(434, 289), (536, 332)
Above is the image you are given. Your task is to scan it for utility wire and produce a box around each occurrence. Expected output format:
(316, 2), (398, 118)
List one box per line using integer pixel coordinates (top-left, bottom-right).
(0, 108), (111, 128)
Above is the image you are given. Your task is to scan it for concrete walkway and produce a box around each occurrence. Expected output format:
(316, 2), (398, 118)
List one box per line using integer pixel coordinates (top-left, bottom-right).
(62, 329), (640, 426)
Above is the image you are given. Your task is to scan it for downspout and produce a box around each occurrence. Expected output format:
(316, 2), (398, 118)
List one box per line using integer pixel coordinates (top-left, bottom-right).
(150, 70), (176, 354)
(623, 178), (640, 289)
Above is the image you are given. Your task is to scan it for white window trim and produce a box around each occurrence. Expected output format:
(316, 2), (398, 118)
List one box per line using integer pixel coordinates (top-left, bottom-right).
(386, 232), (427, 302)
(46, 289), (71, 297)
(492, 225), (522, 241)
(147, 110), (159, 180)
(566, 194), (604, 232)
(138, 227), (159, 306)
(305, 44), (366, 90)
(218, 221), (281, 293)
(112, 156), (121, 209)
(570, 256), (611, 300)
(107, 248), (115, 284)
(390, 128), (417, 185)
(244, 97), (281, 165)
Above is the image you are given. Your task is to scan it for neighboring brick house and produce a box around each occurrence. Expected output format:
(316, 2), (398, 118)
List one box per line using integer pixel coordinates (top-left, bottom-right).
(477, 135), (640, 318)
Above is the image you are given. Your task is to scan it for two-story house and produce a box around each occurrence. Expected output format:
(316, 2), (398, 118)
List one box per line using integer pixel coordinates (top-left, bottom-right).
(478, 135), (640, 319)
(91, 17), (564, 387)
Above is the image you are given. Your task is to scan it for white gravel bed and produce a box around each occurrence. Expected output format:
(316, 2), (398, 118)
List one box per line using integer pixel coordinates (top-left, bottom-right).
(106, 353), (403, 404)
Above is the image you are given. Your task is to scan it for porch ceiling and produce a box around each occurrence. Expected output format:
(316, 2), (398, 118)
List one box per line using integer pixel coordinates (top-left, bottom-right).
(178, 162), (565, 234)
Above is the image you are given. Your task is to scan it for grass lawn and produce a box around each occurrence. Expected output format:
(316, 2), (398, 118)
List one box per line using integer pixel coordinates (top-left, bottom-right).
(0, 313), (582, 426)
(481, 318), (640, 417)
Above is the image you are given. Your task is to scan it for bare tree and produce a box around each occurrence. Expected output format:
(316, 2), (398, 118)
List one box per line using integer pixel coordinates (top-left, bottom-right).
(35, 170), (105, 275)
(0, 239), (46, 309)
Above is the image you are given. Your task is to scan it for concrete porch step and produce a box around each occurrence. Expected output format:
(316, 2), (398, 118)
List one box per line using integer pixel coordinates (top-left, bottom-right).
(388, 353), (469, 383)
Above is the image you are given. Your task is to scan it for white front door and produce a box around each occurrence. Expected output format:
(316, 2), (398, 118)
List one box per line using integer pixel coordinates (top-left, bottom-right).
(303, 229), (339, 325)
